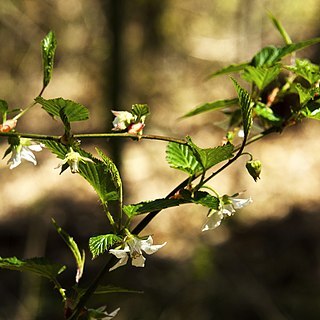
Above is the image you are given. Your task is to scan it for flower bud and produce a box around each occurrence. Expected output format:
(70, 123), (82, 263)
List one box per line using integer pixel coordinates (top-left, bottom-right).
(0, 119), (17, 133)
(127, 122), (145, 135)
(246, 160), (262, 182)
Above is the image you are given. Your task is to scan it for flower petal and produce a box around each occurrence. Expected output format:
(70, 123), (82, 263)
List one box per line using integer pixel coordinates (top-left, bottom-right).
(202, 210), (224, 231)
(131, 254), (146, 267)
(231, 197), (252, 209)
(109, 251), (129, 272)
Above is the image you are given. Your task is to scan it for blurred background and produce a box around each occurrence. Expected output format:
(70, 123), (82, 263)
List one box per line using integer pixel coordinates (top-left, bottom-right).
(1, 0), (320, 319)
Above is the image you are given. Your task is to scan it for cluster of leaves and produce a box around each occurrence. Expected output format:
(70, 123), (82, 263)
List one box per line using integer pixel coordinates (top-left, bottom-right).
(0, 14), (319, 320)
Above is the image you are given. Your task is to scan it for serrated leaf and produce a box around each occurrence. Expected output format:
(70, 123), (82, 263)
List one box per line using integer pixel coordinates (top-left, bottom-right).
(186, 137), (234, 172)
(192, 191), (219, 210)
(123, 198), (187, 218)
(52, 219), (85, 283)
(293, 83), (314, 105)
(181, 98), (238, 118)
(95, 148), (122, 204)
(89, 234), (122, 259)
(43, 140), (68, 159)
(0, 256), (65, 280)
(251, 38), (320, 67)
(208, 62), (249, 78)
(131, 104), (150, 120)
(35, 97), (89, 122)
(242, 65), (281, 90)
(285, 59), (320, 85)
(254, 103), (282, 124)
(301, 100), (320, 120)
(166, 142), (200, 175)
(231, 79), (253, 137)
(268, 12), (292, 44)
(41, 31), (57, 88)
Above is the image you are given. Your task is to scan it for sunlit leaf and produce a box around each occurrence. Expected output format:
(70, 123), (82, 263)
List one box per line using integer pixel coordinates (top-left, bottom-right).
(231, 78), (253, 137)
(208, 62), (248, 78)
(123, 198), (187, 218)
(268, 12), (292, 44)
(181, 98), (238, 118)
(0, 256), (65, 281)
(89, 234), (122, 259)
(131, 104), (150, 120)
(254, 103), (282, 125)
(52, 219), (85, 283)
(192, 191), (219, 210)
(285, 59), (320, 85)
(35, 97), (89, 122)
(41, 31), (57, 89)
(242, 65), (281, 90)
(293, 83), (314, 105)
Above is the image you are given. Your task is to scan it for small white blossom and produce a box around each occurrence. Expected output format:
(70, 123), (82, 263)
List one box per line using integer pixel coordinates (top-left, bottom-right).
(202, 196), (252, 231)
(109, 235), (166, 271)
(57, 148), (94, 174)
(111, 110), (135, 131)
(7, 138), (43, 169)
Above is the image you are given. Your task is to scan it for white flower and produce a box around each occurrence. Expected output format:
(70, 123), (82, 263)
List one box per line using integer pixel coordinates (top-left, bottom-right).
(57, 148), (94, 174)
(109, 235), (166, 271)
(7, 139), (43, 169)
(202, 196), (252, 231)
(111, 110), (135, 131)
(127, 122), (145, 135)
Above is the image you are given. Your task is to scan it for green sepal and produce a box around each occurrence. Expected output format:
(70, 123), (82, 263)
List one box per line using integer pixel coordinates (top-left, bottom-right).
(35, 97), (89, 122)
(181, 98), (238, 118)
(89, 234), (122, 259)
(52, 219), (85, 283)
(41, 31), (57, 89)
(246, 159), (262, 182)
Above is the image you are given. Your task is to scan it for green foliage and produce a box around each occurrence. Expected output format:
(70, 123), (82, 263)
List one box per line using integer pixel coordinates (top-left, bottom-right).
(94, 285), (143, 295)
(41, 31), (57, 89)
(268, 12), (292, 44)
(131, 104), (150, 120)
(35, 97), (89, 122)
(208, 62), (249, 78)
(0, 256), (65, 279)
(123, 198), (187, 218)
(166, 139), (234, 176)
(192, 191), (219, 210)
(242, 65), (281, 90)
(231, 79), (253, 137)
(254, 103), (282, 125)
(89, 234), (122, 259)
(181, 98), (238, 118)
(0, 99), (8, 120)
(52, 219), (85, 283)
(285, 59), (320, 85)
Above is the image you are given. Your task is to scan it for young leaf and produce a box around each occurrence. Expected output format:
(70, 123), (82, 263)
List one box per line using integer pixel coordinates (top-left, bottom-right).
(268, 12), (292, 44)
(181, 98), (238, 118)
(0, 99), (8, 120)
(186, 137), (234, 171)
(293, 83), (314, 106)
(231, 78), (253, 137)
(208, 62), (249, 79)
(123, 198), (187, 218)
(241, 65), (281, 90)
(254, 103), (282, 125)
(89, 234), (122, 259)
(192, 191), (219, 210)
(43, 140), (68, 159)
(52, 219), (85, 283)
(41, 31), (57, 89)
(166, 142), (201, 176)
(131, 104), (150, 120)
(285, 59), (320, 85)
(35, 97), (89, 122)
(0, 256), (65, 281)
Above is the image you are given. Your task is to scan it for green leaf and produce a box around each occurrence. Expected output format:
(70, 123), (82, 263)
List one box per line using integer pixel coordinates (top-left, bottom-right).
(89, 234), (122, 259)
(181, 98), (238, 118)
(208, 62), (249, 78)
(131, 104), (150, 120)
(35, 97), (89, 122)
(186, 137), (234, 172)
(42, 140), (68, 159)
(251, 38), (320, 67)
(268, 12), (292, 44)
(41, 31), (57, 89)
(192, 191), (219, 210)
(231, 78), (253, 137)
(301, 100), (320, 120)
(95, 148), (122, 204)
(293, 83), (314, 105)
(254, 103), (282, 124)
(123, 198), (187, 218)
(285, 59), (320, 85)
(166, 142), (201, 176)
(241, 65), (281, 90)
(0, 256), (65, 281)
(52, 219), (85, 283)
(0, 99), (8, 120)
(94, 285), (143, 295)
